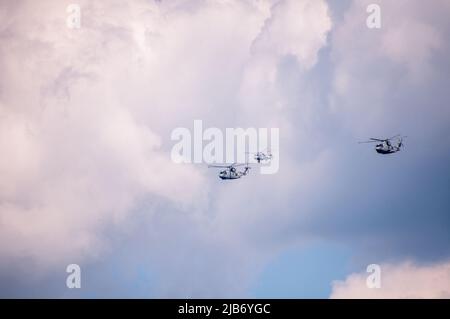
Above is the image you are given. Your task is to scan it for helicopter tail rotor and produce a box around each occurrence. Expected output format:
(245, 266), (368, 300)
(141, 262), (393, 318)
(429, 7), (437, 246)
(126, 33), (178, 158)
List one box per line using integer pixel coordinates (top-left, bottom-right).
(398, 136), (407, 149)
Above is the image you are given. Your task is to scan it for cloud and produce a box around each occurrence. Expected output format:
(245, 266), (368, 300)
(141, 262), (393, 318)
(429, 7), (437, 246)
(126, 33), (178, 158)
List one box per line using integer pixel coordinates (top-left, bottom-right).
(330, 261), (450, 298)
(0, 0), (208, 268)
(0, 0), (334, 296)
(251, 0), (331, 69)
(1, 0), (449, 298)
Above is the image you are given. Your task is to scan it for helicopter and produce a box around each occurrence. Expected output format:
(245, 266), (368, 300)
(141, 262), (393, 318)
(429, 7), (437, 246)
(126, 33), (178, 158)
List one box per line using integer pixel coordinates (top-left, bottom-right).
(208, 163), (251, 180)
(359, 135), (406, 154)
(246, 149), (273, 163)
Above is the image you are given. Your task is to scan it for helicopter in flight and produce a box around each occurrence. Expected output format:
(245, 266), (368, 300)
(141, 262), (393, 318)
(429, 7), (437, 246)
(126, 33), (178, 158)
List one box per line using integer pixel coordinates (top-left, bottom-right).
(208, 163), (251, 180)
(246, 149), (273, 163)
(359, 135), (406, 154)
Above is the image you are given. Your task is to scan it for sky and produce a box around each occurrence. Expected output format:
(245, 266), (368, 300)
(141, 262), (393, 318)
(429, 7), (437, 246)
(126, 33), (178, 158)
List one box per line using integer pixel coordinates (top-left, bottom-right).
(0, 0), (449, 298)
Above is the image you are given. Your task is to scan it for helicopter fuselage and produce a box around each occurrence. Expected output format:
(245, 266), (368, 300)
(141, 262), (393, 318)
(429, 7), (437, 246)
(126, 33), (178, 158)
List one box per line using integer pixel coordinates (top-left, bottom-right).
(254, 152), (272, 163)
(375, 143), (400, 154)
(216, 165), (250, 180)
(360, 136), (405, 155)
(219, 170), (242, 180)
(375, 148), (398, 154)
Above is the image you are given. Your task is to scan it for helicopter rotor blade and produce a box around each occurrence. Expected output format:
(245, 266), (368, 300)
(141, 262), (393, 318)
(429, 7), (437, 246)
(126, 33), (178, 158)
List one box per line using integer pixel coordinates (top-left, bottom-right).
(209, 163), (249, 169)
(208, 166), (226, 169)
(208, 164), (231, 168)
(388, 134), (401, 140)
(263, 148), (276, 154)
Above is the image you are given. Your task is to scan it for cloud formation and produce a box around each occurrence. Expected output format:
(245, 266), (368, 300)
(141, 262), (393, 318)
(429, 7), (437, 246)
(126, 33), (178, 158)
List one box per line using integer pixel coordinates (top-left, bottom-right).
(0, 0), (449, 297)
(331, 261), (450, 298)
(0, 0), (209, 267)
(0, 0), (334, 296)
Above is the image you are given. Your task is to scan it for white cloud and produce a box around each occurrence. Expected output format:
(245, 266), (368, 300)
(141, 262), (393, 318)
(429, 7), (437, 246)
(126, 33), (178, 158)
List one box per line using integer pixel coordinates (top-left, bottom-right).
(330, 261), (450, 298)
(0, 0), (333, 293)
(251, 0), (331, 69)
(0, 0), (209, 267)
(2, 0), (449, 298)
